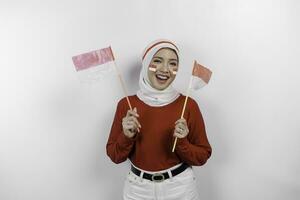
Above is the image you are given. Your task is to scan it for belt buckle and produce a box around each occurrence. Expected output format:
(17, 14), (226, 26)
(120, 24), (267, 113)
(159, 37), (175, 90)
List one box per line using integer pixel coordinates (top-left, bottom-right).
(151, 173), (165, 182)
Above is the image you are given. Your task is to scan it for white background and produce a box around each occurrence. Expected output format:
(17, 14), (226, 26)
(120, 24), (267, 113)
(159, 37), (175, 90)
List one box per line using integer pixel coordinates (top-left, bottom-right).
(0, 0), (299, 199)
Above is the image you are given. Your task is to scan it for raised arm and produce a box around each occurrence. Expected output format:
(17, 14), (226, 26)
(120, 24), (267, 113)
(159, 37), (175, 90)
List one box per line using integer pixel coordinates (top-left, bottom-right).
(175, 99), (212, 166)
(106, 99), (137, 164)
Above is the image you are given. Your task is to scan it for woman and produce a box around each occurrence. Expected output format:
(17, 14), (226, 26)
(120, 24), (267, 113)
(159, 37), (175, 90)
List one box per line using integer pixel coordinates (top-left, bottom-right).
(106, 39), (212, 200)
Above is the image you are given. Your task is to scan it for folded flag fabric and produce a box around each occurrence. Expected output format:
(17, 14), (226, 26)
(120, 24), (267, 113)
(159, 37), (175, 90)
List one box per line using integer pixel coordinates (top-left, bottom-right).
(72, 46), (115, 71)
(72, 46), (115, 83)
(191, 60), (212, 90)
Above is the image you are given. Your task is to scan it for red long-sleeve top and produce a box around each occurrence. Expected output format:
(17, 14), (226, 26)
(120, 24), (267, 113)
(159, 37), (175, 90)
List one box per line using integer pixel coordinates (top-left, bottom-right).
(106, 94), (212, 171)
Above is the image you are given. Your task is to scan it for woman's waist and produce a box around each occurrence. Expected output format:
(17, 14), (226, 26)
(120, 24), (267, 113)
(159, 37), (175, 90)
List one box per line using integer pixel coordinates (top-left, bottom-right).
(129, 157), (183, 173)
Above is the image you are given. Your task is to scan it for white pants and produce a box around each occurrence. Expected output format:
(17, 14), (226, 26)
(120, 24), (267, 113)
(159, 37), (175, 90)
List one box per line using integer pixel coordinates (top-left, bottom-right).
(123, 163), (200, 200)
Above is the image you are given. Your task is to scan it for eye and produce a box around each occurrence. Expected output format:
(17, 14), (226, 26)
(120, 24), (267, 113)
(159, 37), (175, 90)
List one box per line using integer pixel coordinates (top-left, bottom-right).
(170, 62), (177, 66)
(153, 59), (161, 63)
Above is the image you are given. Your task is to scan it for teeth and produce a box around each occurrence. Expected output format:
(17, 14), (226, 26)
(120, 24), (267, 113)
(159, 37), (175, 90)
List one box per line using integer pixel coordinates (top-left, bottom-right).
(156, 74), (169, 80)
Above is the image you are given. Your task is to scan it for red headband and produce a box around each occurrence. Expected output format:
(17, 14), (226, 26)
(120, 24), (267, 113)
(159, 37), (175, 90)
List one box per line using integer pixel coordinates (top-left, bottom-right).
(142, 41), (179, 60)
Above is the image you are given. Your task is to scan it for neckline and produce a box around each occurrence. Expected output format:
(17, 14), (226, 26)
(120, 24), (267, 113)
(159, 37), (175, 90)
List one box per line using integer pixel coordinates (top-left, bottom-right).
(133, 93), (183, 109)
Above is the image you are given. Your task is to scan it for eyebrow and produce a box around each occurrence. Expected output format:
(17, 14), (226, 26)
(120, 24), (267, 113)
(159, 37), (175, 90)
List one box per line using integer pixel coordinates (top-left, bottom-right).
(153, 56), (178, 61)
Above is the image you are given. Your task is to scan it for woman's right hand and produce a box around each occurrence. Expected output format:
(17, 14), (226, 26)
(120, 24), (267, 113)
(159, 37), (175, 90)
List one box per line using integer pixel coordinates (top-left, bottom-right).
(122, 107), (141, 138)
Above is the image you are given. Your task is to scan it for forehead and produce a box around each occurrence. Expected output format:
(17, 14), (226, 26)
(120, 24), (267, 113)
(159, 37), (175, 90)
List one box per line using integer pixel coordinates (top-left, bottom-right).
(153, 48), (178, 60)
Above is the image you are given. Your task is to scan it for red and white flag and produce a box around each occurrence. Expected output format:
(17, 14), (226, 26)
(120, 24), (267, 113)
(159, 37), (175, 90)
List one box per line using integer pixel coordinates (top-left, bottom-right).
(72, 46), (115, 71)
(72, 46), (115, 83)
(191, 60), (212, 90)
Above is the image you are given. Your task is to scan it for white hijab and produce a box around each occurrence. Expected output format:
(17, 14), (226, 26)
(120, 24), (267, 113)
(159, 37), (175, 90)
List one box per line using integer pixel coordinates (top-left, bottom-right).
(136, 39), (180, 107)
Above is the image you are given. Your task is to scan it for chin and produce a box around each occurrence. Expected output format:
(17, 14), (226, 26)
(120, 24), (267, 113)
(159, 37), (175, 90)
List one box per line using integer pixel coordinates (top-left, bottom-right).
(156, 87), (167, 90)
(154, 83), (170, 90)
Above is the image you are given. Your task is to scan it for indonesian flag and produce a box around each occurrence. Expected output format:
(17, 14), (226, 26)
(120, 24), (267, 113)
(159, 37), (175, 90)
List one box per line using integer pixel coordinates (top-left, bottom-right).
(191, 60), (212, 90)
(72, 46), (115, 83)
(172, 60), (212, 153)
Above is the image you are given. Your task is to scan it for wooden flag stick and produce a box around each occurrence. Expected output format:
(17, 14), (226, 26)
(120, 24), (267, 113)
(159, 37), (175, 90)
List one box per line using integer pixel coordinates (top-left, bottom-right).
(172, 75), (194, 152)
(108, 47), (133, 111)
(110, 50), (142, 133)
(113, 61), (133, 110)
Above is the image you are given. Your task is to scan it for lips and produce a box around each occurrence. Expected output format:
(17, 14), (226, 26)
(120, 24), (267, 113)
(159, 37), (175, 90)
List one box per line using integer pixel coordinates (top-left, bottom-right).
(155, 74), (169, 83)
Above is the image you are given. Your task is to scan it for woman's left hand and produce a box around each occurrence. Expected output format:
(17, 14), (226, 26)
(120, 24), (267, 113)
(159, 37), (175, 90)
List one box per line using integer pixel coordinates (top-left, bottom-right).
(173, 118), (189, 138)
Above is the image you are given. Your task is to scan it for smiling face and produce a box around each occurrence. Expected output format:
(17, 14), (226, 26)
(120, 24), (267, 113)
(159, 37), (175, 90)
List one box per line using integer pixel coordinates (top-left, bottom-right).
(147, 48), (179, 90)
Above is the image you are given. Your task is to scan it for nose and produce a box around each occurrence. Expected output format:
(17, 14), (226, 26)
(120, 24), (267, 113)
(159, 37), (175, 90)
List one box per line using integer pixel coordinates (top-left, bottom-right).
(160, 61), (169, 72)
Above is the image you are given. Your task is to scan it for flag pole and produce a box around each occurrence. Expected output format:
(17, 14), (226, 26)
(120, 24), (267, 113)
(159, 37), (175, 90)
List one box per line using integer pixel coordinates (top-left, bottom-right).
(108, 46), (132, 111)
(172, 73), (194, 152)
(109, 47), (140, 133)
(113, 61), (133, 111)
